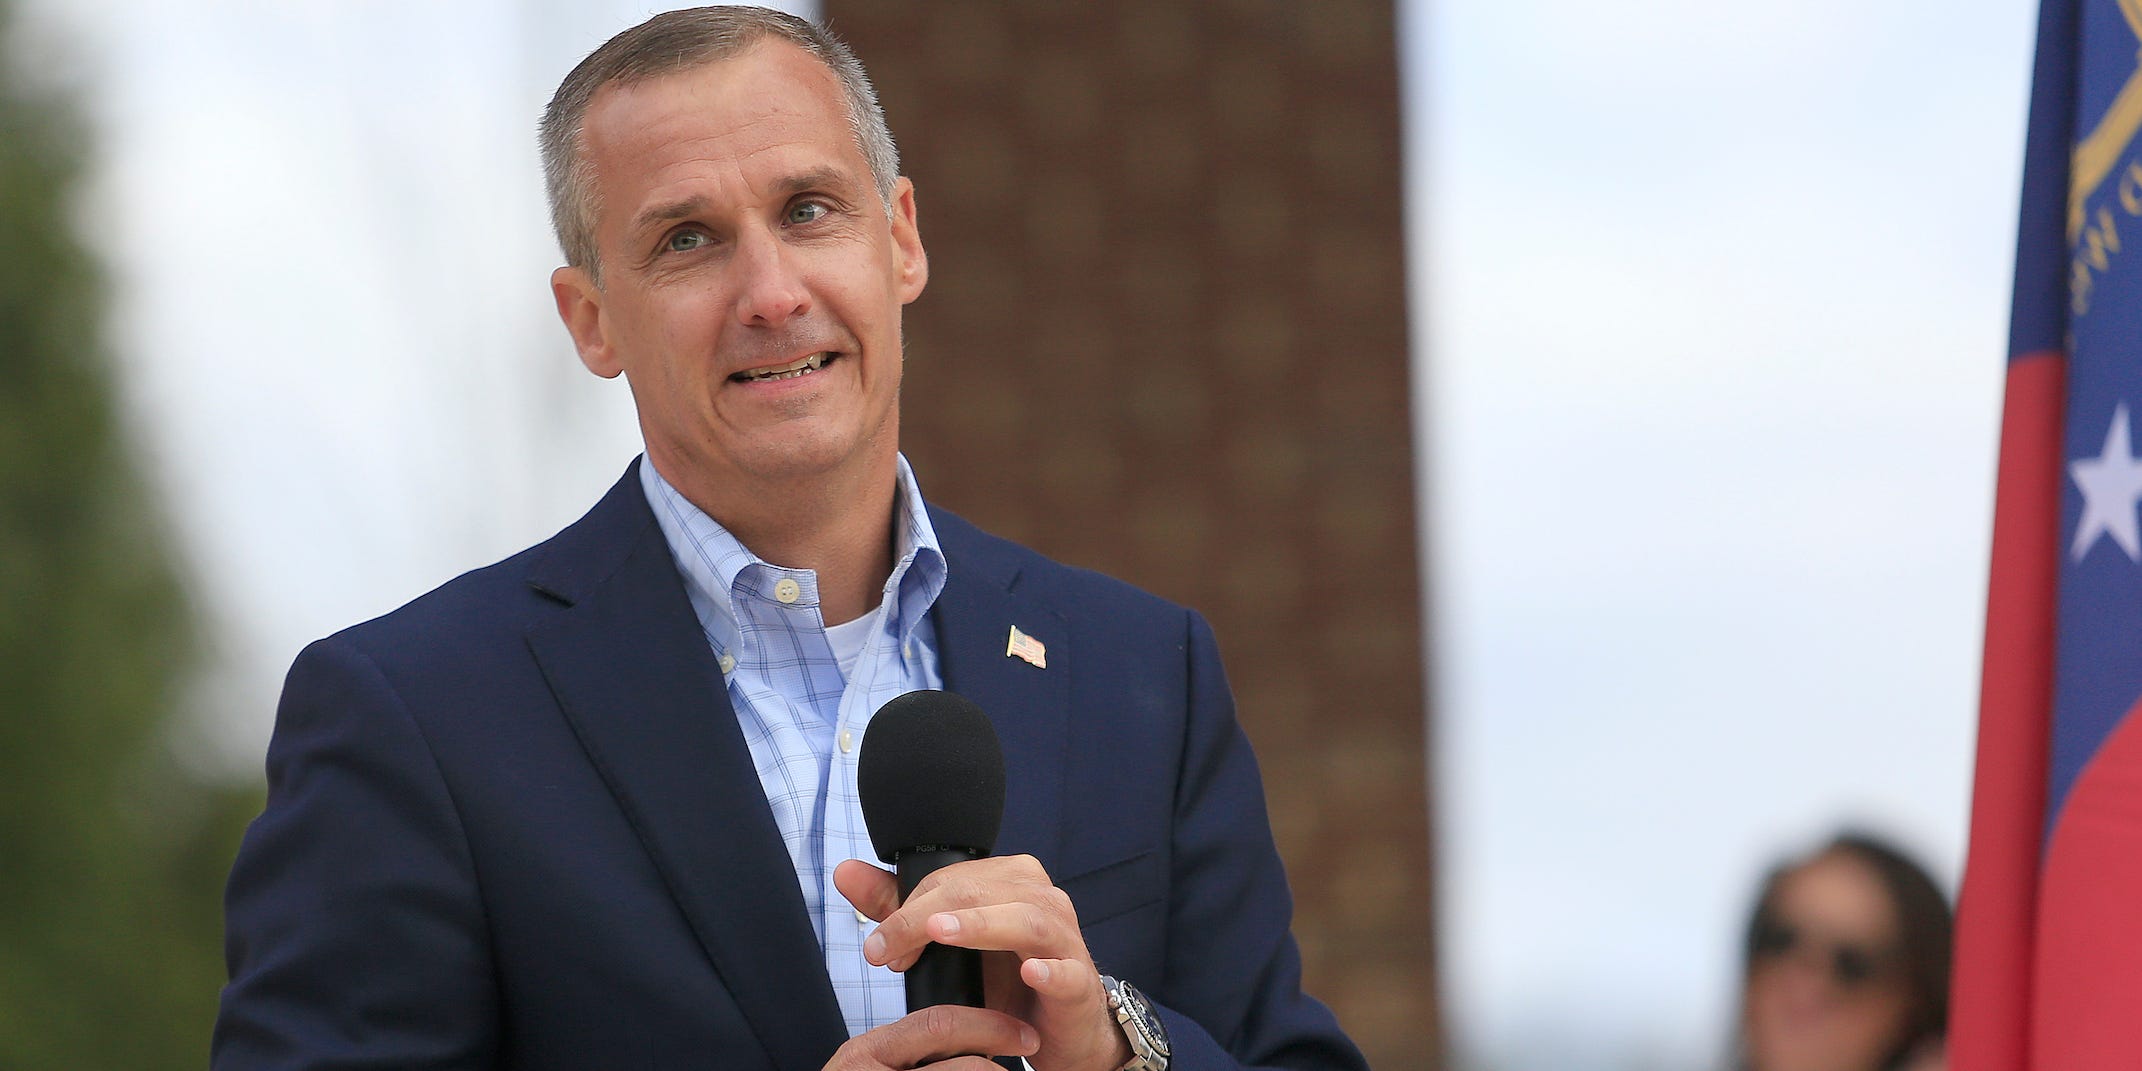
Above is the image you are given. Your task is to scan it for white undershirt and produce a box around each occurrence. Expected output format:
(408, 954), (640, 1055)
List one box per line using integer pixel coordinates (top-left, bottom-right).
(823, 603), (882, 682)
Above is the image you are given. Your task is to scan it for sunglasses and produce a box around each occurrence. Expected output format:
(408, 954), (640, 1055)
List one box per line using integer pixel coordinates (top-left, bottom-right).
(1750, 918), (1898, 989)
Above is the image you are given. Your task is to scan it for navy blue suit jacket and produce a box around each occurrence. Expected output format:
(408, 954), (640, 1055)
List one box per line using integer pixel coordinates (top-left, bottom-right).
(214, 462), (1366, 1070)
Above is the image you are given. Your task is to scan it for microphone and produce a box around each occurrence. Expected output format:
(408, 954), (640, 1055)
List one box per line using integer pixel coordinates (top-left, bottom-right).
(857, 689), (1006, 1012)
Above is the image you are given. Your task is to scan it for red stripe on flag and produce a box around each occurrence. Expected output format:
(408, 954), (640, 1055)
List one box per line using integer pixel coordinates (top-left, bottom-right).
(2036, 691), (2142, 1067)
(1951, 349), (2063, 1071)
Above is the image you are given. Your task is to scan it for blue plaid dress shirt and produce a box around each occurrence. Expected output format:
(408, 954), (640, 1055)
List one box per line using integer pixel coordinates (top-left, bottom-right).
(639, 455), (947, 1038)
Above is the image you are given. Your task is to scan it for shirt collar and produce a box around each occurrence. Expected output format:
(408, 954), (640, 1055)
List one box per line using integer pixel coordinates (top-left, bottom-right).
(638, 455), (948, 657)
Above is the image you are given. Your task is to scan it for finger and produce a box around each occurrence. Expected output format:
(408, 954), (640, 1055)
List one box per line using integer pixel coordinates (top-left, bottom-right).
(841, 1004), (1039, 1069)
(865, 879), (987, 969)
(1019, 956), (1102, 1008)
(905, 853), (1050, 896)
(925, 901), (1078, 960)
(834, 858), (901, 924)
(868, 859), (1058, 967)
(1016, 957), (1134, 1071)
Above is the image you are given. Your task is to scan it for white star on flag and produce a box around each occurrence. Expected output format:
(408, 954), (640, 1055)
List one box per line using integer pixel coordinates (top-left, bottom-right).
(2070, 401), (2142, 561)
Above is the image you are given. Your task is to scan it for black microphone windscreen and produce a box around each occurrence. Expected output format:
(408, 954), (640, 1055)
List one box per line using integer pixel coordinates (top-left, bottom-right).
(858, 690), (1006, 865)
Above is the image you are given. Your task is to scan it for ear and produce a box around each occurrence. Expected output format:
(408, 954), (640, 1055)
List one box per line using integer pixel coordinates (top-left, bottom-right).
(551, 265), (622, 378)
(887, 177), (928, 305)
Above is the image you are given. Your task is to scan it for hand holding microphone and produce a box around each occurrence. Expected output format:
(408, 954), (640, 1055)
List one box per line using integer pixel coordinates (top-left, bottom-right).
(835, 690), (1138, 1071)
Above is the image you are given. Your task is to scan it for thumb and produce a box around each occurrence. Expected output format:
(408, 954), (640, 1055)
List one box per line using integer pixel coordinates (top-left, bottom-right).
(1018, 958), (1133, 1068)
(834, 858), (901, 923)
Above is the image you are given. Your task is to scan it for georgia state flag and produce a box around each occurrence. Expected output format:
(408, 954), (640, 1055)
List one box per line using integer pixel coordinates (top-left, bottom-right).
(1954, 0), (2142, 1065)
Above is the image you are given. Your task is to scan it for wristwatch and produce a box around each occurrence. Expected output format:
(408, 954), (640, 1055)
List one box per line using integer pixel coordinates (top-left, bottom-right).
(1099, 974), (1170, 1071)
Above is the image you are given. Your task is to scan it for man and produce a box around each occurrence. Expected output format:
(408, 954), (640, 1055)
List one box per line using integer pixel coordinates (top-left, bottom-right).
(214, 8), (1366, 1071)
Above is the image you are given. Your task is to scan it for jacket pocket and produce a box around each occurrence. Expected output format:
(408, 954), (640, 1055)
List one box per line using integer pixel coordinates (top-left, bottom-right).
(1058, 849), (1164, 930)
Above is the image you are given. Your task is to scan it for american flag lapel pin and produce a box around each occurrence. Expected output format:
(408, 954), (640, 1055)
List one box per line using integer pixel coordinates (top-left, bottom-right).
(1005, 625), (1047, 669)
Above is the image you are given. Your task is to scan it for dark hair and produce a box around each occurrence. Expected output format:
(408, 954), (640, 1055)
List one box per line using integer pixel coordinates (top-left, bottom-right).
(1739, 831), (1952, 1071)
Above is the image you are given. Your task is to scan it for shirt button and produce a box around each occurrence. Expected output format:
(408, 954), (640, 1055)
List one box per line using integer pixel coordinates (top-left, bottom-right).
(773, 578), (801, 604)
(854, 908), (871, 925)
(903, 640), (914, 658)
(717, 653), (737, 674)
(838, 728), (854, 753)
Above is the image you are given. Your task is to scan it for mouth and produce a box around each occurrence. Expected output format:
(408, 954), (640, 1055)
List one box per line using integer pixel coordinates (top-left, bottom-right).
(730, 351), (836, 384)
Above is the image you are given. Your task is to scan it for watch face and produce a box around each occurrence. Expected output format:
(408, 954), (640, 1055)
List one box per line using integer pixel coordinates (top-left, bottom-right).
(1118, 981), (1170, 1057)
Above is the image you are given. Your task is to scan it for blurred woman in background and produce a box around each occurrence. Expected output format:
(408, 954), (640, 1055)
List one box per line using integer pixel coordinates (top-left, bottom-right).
(1736, 832), (1952, 1071)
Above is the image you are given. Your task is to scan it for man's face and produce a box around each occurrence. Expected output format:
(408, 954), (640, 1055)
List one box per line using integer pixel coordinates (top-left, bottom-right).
(552, 41), (926, 500)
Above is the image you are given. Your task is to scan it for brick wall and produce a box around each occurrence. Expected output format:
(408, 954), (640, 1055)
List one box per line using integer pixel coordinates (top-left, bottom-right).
(822, 2), (1438, 1064)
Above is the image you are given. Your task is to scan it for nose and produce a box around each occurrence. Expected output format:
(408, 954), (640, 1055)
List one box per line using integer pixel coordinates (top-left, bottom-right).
(731, 227), (811, 327)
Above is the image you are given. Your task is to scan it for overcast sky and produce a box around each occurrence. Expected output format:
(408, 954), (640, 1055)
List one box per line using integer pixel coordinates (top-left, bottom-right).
(27, 1), (2037, 1068)
(1416, 0), (2032, 1064)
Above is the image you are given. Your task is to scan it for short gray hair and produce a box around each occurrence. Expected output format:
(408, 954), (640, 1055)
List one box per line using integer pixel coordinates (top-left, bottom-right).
(538, 6), (899, 282)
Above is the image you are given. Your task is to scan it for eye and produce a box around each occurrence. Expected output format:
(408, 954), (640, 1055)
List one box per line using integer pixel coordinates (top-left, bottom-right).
(784, 199), (831, 226)
(665, 229), (709, 253)
(1832, 946), (1880, 987)
(1751, 920), (1798, 957)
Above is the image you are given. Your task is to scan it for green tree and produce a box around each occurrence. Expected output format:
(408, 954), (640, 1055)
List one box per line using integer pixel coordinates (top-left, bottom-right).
(0, 2), (257, 1064)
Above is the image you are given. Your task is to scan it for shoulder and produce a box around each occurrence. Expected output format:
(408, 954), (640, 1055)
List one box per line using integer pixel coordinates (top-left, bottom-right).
(927, 504), (1196, 630)
(323, 463), (655, 676)
(325, 543), (551, 666)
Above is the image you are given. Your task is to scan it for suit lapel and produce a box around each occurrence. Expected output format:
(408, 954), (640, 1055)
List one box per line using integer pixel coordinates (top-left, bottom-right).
(524, 468), (847, 1070)
(930, 515), (1071, 866)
